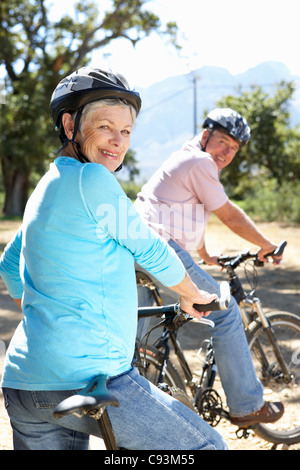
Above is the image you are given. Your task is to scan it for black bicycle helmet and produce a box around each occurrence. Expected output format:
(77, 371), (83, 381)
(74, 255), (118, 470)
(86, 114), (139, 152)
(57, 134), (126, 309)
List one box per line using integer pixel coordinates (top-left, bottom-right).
(50, 66), (142, 130)
(203, 108), (251, 147)
(49, 66), (142, 167)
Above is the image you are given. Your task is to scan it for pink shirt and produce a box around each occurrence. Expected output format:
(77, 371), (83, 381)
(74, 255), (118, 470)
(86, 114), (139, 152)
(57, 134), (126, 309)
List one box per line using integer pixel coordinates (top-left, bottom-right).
(134, 137), (228, 251)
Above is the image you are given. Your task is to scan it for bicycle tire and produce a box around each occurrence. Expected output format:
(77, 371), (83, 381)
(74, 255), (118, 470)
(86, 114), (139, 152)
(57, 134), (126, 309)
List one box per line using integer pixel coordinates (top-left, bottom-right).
(247, 311), (300, 445)
(139, 345), (186, 391)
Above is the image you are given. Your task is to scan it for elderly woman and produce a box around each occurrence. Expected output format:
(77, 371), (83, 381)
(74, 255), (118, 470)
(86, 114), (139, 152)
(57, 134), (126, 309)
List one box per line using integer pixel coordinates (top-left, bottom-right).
(0, 67), (227, 450)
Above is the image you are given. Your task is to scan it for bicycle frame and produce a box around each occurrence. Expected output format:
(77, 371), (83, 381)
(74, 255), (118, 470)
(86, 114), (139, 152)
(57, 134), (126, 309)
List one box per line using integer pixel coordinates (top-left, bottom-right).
(138, 307), (230, 426)
(136, 241), (300, 444)
(136, 240), (294, 408)
(223, 257), (293, 384)
(155, 326), (197, 393)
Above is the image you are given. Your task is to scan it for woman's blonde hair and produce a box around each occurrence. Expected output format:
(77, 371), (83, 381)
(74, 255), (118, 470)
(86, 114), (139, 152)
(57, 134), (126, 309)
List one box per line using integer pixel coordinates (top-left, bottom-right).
(78, 98), (137, 130)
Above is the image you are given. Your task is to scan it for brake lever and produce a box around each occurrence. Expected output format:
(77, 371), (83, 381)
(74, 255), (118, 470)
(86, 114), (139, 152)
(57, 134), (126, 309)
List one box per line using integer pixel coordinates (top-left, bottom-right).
(188, 316), (215, 328)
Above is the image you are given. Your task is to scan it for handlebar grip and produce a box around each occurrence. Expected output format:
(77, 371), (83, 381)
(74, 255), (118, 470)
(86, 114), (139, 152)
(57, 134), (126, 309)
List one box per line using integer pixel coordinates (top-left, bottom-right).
(193, 299), (218, 312)
(193, 297), (229, 312)
(192, 281), (230, 312)
(265, 240), (287, 258)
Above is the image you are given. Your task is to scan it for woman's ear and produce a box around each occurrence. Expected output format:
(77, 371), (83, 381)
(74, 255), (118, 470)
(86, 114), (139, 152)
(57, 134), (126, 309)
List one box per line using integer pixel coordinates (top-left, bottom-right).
(61, 113), (74, 140)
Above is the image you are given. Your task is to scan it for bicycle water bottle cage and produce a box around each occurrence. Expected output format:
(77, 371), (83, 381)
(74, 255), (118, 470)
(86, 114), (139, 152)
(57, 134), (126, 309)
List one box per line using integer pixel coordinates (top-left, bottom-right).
(53, 374), (119, 419)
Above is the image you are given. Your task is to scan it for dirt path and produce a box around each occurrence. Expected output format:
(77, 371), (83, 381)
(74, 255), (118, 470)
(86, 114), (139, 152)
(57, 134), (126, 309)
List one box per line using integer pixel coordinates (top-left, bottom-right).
(0, 218), (299, 450)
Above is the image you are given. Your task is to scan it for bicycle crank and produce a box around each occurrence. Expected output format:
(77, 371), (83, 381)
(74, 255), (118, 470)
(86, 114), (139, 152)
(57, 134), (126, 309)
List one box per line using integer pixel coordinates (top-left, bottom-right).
(158, 383), (196, 412)
(194, 388), (225, 427)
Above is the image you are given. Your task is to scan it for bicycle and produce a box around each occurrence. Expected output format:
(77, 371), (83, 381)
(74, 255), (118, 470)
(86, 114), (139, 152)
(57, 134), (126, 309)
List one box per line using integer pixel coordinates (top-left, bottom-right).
(52, 291), (229, 450)
(135, 240), (300, 446)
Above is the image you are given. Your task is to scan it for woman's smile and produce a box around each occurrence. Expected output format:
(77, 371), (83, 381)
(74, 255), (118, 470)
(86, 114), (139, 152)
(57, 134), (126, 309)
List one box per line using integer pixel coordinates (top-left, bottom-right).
(100, 149), (119, 159)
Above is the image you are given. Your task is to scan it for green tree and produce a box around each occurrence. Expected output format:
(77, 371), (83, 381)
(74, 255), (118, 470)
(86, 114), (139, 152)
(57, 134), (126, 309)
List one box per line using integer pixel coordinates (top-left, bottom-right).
(0, 0), (179, 215)
(214, 81), (300, 200)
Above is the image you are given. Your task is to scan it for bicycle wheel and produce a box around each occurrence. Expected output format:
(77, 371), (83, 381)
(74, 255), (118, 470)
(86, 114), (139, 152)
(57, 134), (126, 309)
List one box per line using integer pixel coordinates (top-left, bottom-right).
(247, 312), (300, 444)
(139, 345), (186, 390)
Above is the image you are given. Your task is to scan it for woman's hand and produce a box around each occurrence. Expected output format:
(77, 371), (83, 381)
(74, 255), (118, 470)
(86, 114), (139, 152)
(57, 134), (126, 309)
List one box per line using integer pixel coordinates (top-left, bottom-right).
(168, 273), (217, 320)
(13, 298), (22, 310)
(179, 290), (217, 320)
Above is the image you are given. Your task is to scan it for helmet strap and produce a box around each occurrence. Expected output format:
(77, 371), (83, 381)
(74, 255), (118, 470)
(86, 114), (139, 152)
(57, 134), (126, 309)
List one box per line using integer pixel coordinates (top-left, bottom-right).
(61, 107), (89, 163)
(70, 140), (89, 164)
(201, 127), (241, 151)
(70, 107), (90, 163)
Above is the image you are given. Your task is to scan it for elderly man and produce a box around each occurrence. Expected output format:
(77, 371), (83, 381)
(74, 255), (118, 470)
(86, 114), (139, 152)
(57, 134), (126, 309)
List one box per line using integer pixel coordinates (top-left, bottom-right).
(134, 108), (284, 427)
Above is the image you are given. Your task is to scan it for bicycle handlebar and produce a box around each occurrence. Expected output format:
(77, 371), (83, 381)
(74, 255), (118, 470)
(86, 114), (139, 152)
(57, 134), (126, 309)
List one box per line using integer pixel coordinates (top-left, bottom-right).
(138, 281), (230, 330)
(217, 240), (287, 269)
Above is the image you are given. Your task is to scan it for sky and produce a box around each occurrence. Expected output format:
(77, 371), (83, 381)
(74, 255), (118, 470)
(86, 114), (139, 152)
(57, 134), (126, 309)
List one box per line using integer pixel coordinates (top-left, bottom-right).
(44, 0), (300, 89)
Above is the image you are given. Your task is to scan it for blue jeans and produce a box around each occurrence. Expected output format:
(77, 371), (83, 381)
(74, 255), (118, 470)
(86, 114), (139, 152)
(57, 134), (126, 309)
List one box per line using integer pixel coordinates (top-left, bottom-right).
(2, 368), (227, 450)
(138, 240), (264, 417)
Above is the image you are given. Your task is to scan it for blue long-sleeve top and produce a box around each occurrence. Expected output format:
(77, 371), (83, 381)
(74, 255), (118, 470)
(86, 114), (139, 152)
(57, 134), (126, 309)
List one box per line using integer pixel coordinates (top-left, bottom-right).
(0, 157), (185, 390)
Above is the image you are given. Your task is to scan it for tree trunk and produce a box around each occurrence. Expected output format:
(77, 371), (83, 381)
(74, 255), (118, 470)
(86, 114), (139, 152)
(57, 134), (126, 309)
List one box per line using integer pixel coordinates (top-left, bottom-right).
(1, 157), (30, 217)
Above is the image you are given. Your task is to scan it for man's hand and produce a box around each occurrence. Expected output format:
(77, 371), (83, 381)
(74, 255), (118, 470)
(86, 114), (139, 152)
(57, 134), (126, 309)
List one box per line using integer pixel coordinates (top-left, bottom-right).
(257, 243), (283, 265)
(197, 247), (222, 267)
(200, 253), (221, 266)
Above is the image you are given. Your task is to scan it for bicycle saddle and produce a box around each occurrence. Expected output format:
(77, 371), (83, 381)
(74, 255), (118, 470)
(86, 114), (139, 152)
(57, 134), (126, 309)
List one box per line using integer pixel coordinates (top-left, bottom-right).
(53, 374), (119, 419)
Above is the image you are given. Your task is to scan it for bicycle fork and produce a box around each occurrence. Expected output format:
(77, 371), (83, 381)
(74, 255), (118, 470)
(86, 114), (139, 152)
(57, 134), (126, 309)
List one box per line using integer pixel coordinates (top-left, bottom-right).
(251, 298), (293, 383)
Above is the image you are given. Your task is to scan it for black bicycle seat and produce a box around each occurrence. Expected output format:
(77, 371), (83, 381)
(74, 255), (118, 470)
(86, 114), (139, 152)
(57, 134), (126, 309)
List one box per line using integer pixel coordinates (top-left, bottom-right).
(53, 374), (119, 419)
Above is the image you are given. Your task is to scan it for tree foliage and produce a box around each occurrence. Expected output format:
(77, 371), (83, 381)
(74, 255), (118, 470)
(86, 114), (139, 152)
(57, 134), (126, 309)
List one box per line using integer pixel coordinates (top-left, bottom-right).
(0, 0), (179, 215)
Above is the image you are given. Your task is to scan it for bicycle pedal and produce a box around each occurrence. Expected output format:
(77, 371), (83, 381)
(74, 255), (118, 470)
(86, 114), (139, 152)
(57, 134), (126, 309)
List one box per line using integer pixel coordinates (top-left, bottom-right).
(235, 425), (257, 439)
